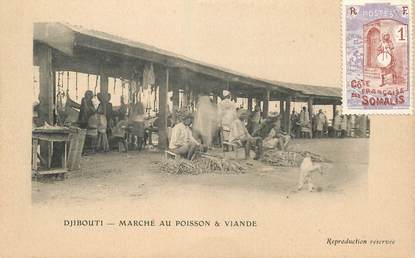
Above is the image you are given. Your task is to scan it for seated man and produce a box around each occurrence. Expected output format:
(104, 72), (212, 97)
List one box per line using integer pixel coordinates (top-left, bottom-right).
(263, 115), (291, 151)
(169, 113), (200, 160)
(229, 109), (263, 160)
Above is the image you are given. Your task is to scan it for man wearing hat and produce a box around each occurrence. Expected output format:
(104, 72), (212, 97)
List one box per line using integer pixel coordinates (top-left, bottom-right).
(169, 109), (200, 160)
(218, 90), (237, 143)
(229, 109), (263, 160)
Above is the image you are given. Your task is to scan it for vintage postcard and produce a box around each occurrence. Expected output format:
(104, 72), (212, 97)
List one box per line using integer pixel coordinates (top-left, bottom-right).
(1, 1), (415, 258)
(343, 0), (412, 114)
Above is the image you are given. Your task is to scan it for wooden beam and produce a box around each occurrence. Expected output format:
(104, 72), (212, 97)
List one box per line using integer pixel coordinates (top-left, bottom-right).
(247, 96), (253, 111)
(38, 44), (54, 124)
(332, 104), (337, 124)
(285, 96), (292, 134)
(100, 73), (109, 93)
(172, 85), (180, 107)
(183, 81), (189, 106)
(75, 34), (296, 95)
(158, 67), (169, 150)
(34, 24), (75, 56)
(192, 84), (199, 111)
(307, 97), (314, 122)
(263, 89), (270, 117)
(37, 44), (55, 169)
(172, 84), (180, 123)
(308, 97), (313, 138)
(213, 95), (218, 104)
(280, 100), (285, 130)
(53, 50), (139, 79)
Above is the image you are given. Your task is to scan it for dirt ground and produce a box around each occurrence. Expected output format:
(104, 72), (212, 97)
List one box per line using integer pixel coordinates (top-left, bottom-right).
(32, 138), (369, 207)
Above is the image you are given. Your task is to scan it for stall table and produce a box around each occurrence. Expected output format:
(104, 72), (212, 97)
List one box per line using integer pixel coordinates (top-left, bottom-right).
(32, 127), (75, 178)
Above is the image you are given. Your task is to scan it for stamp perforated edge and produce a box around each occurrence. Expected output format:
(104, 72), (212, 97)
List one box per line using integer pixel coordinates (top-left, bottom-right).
(341, 0), (413, 115)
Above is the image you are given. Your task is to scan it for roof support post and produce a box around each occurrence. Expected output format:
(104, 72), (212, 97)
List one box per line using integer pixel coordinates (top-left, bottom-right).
(100, 73), (108, 93)
(158, 67), (169, 150)
(263, 89), (270, 118)
(213, 95), (218, 104)
(247, 96), (253, 111)
(182, 81), (189, 107)
(332, 104), (337, 125)
(285, 96), (291, 134)
(192, 84), (199, 111)
(38, 44), (55, 168)
(280, 100), (285, 131)
(38, 44), (55, 125)
(172, 84), (180, 124)
(308, 97), (313, 121)
(308, 97), (313, 138)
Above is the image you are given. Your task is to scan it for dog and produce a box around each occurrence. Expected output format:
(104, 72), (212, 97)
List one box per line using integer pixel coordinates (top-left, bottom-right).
(297, 154), (323, 192)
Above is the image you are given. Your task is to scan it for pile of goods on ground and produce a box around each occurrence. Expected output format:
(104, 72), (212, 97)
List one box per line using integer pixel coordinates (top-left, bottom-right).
(262, 149), (331, 167)
(160, 154), (246, 175)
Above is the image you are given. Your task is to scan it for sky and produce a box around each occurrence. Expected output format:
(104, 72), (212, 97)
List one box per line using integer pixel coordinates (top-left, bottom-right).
(30, 0), (342, 88)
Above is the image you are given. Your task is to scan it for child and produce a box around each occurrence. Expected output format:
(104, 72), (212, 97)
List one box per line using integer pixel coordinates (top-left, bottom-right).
(96, 105), (109, 152)
(297, 153), (323, 192)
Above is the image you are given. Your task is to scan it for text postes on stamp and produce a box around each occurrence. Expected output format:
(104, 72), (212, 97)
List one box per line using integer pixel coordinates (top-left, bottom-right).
(343, 1), (412, 114)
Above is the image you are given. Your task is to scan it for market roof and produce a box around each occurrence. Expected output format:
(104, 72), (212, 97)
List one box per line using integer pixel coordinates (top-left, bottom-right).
(33, 22), (341, 103)
(271, 81), (342, 98)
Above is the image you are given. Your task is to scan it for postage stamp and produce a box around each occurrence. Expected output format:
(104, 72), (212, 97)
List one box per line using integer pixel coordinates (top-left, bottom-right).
(343, 0), (412, 114)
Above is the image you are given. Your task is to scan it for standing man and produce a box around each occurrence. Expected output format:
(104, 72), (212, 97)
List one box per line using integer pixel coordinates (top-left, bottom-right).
(333, 110), (342, 138)
(78, 90), (95, 129)
(218, 90), (237, 144)
(249, 104), (262, 134)
(118, 96), (128, 121)
(315, 109), (327, 138)
(291, 109), (300, 138)
(299, 107), (311, 138)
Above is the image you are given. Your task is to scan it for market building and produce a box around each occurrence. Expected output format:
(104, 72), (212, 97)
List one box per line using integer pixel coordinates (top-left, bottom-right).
(33, 22), (343, 172)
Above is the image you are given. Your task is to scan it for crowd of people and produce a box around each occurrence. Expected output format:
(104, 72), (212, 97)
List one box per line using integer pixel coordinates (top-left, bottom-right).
(33, 88), (369, 160)
(168, 90), (291, 160)
(77, 90), (135, 153)
(167, 90), (370, 160)
(33, 89), (152, 154)
(290, 108), (370, 139)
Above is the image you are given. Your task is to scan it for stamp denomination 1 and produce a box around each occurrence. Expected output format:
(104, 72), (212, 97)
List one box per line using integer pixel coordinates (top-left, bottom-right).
(343, 0), (412, 114)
